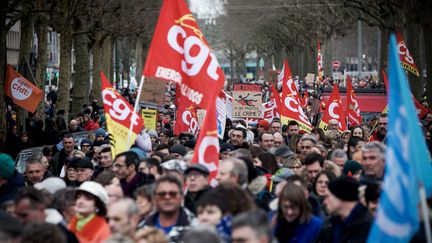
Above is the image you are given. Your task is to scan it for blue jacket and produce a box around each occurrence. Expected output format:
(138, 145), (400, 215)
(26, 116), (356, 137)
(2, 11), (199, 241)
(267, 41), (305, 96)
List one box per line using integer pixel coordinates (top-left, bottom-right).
(275, 216), (323, 243)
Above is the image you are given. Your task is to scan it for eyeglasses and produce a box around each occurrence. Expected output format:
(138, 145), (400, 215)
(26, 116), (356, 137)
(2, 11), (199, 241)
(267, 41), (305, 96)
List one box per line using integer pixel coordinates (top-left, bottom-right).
(155, 191), (179, 198)
(81, 144), (90, 148)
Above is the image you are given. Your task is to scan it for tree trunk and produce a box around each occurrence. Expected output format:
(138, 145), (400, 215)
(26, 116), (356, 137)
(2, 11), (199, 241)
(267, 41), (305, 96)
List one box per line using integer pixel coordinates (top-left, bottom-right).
(102, 36), (113, 81)
(57, 29), (73, 120)
(135, 35), (144, 81)
(34, 1), (49, 121)
(423, 23), (432, 106)
(407, 22), (423, 100)
(379, 28), (389, 86)
(324, 37), (333, 79)
(71, 32), (90, 116)
(0, 27), (7, 146)
(91, 31), (105, 102)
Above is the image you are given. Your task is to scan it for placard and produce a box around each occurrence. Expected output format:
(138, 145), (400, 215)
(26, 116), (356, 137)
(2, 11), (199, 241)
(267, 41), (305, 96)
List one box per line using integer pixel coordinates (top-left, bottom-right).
(232, 84), (262, 118)
(141, 109), (158, 131)
(139, 77), (166, 106)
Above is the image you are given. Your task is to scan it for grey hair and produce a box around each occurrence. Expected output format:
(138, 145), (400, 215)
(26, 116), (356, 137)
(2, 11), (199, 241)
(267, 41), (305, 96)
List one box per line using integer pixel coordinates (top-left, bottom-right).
(221, 158), (248, 186)
(361, 142), (386, 160)
(331, 149), (348, 161)
(300, 134), (317, 145)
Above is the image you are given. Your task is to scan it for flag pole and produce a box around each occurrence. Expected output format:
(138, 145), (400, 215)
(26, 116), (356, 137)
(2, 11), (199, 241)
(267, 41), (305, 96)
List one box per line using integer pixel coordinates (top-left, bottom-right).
(127, 75), (145, 148)
(419, 184), (432, 243)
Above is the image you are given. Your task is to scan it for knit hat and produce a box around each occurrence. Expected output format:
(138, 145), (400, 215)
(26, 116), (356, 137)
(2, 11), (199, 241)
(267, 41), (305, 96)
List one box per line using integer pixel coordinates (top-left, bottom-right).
(170, 144), (187, 156)
(0, 153), (15, 180)
(34, 177), (67, 194)
(95, 128), (106, 138)
(220, 143), (235, 153)
(328, 176), (360, 201)
(80, 138), (93, 148)
(257, 119), (270, 130)
(129, 147), (146, 160)
(343, 160), (363, 177)
(274, 146), (294, 158)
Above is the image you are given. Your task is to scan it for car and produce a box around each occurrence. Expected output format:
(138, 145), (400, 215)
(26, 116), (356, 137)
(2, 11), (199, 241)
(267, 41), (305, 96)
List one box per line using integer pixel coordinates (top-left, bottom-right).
(14, 130), (95, 174)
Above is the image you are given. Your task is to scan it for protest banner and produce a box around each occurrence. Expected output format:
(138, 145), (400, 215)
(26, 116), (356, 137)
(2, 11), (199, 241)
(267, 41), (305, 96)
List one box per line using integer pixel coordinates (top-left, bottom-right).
(141, 109), (158, 131)
(139, 77), (166, 106)
(232, 84), (262, 118)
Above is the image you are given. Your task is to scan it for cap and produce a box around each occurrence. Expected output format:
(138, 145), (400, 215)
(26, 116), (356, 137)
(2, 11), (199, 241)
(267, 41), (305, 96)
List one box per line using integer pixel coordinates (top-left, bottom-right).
(170, 145), (187, 156)
(161, 159), (187, 173)
(0, 153), (15, 180)
(271, 168), (294, 183)
(76, 158), (94, 170)
(220, 143), (235, 153)
(274, 146), (294, 158)
(328, 176), (360, 201)
(77, 181), (108, 204)
(343, 160), (363, 176)
(34, 177), (66, 194)
(185, 164), (210, 176)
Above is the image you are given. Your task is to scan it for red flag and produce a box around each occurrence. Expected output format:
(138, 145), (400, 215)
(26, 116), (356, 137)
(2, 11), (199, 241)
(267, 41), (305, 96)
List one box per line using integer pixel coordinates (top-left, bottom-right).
(191, 102), (219, 186)
(319, 84), (347, 132)
(143, 0), (225, 109)
(174, 96), (200, 136)
(101, 72), (143, 157)
(346, 75), (362, 126)
(317, 40), (324, 83)
(280, 60), (312, 132)
(5, 65), (43, 113)
(396, 32), (420, 77)
(270, 84), (283, 114)
(262, 88), (280, 120)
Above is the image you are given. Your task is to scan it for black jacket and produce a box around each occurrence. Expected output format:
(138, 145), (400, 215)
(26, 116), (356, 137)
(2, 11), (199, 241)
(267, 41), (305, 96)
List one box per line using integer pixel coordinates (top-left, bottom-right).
(0, 170), (25, 204)
(317, 203), (373, 243)
(184, 186), (213, 214)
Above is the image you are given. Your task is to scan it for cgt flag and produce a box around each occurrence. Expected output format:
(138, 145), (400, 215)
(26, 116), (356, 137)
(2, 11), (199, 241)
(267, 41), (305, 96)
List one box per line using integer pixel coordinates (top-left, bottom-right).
(101, 72), (143, 157)
(5, 65), (43, 113)
(396, 32), (420, 77)
(367, 33), (432, 242)
(143, 0), (225, 109)
(174, 96), (200, 136)
(191, 100), (219, 186)
(319, 84), (347, 132)
(279, 60), (312, 132)
(346, 75), (362, 126)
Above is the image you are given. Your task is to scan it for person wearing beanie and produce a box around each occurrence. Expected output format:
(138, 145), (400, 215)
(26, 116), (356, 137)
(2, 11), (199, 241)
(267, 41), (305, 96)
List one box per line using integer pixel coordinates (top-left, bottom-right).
(0, 153), (25, 204)
(257, 119), (270, 135)
(80, 139), (93, 154)
(94, 128), (106, 142)
(318, 176), (373, 242)
(343, 160), (363, 181)
(170, 144), (187, 159)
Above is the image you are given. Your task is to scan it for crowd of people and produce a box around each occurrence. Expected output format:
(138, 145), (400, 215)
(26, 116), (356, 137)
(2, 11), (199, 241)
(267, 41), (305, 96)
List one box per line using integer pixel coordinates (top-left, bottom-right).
(1, 86), (432, 243)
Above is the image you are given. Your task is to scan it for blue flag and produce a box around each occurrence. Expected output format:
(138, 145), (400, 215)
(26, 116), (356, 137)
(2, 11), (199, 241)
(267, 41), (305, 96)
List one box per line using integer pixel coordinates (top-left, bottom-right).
(367, 33), (432, 242)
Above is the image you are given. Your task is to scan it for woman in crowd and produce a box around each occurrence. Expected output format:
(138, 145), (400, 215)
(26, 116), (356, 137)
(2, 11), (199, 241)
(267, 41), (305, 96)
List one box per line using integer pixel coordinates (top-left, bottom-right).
(351, 125), (367, 141)
(274, 183), (323, 242)
(283, 155), (303, 175)
(135, 184), (155, 228)
(69, 181), (111, 243)
(312, 171), (337, 212)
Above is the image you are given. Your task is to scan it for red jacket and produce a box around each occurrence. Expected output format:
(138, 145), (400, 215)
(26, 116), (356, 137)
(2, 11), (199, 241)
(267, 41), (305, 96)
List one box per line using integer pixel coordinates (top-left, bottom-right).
(84, 120), (100, 131)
